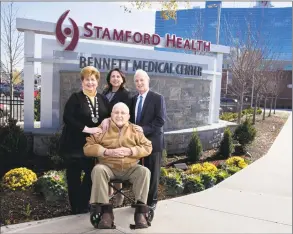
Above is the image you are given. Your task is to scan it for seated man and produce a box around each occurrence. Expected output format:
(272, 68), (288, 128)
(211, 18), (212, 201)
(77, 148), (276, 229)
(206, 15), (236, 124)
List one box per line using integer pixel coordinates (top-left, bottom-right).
(83, 102), (152, 229)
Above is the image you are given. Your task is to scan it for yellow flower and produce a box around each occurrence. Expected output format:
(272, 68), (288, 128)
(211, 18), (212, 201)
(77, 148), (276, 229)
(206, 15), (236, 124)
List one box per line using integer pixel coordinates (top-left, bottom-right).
(190, 164), (203, 174)
(202, 162), (218, 173)
(2, 167), (37, 190)
(238, 161), (248, 169)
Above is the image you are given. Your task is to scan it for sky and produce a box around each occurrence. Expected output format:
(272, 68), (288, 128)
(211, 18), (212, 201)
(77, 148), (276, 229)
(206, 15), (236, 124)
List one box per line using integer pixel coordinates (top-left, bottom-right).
(1, 1), (292, 73)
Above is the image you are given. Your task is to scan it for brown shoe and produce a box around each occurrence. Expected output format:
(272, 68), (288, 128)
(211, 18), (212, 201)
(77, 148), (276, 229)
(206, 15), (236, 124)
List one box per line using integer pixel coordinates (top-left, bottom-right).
(133, 204), (149, 229)
(97, 204), (115, 229)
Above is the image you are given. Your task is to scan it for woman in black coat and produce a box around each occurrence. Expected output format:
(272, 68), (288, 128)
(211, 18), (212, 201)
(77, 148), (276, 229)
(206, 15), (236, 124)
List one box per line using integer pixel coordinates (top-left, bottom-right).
(59, 66), (110, 214)
(102, 68), (132, 110)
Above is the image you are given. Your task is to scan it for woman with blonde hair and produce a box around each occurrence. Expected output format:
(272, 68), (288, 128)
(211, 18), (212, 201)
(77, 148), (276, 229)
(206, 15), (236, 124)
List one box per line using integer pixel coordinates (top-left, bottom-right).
(59, 66), (110, 214)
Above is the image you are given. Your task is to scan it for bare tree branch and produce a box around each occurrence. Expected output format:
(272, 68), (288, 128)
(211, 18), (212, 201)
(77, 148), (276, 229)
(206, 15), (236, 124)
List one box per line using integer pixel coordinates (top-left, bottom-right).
(1, 2), (24, 110)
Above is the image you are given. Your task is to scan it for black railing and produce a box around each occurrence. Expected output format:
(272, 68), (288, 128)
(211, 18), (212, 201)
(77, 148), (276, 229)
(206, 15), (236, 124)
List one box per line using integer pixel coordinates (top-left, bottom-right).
(0, 96), (24, 124)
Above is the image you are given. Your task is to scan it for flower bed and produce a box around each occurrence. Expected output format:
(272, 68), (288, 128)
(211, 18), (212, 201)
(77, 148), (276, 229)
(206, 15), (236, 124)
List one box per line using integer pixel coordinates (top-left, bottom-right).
(0, 157), (248, 226)
(160, 157), (249, 196)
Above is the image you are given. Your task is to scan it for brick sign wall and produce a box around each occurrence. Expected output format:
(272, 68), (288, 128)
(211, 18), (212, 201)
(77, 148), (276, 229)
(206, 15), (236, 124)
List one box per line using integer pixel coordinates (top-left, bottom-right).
(59, 71), (211, 131)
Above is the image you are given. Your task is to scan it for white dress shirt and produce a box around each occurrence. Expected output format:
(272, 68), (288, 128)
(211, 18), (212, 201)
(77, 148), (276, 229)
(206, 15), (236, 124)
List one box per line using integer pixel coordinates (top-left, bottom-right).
(135, 90), (149, 123)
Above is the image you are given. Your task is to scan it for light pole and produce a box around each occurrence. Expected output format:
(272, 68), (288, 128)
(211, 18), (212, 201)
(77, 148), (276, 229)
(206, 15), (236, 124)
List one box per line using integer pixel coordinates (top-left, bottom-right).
(207, 2), (222, 44)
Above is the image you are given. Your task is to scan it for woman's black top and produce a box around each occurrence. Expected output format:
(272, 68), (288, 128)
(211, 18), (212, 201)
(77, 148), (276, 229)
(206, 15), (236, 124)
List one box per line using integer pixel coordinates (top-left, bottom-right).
(59, 91), (110, 158)
(102, 87), (132, 111)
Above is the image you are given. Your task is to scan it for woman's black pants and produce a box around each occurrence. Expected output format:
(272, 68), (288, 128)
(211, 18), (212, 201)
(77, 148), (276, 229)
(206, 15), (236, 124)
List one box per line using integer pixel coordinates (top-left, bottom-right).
(65, 157), (94, 214)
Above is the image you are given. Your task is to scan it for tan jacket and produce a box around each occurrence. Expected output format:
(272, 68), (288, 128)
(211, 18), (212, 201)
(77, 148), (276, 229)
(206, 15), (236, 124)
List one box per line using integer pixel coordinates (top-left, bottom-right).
(83, 120), (152, 171)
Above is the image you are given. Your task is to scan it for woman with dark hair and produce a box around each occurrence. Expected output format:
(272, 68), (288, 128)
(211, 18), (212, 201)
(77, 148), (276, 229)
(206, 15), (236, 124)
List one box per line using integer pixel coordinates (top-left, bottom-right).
(102, 68), (132, 110)
(59, 66), (110, 214)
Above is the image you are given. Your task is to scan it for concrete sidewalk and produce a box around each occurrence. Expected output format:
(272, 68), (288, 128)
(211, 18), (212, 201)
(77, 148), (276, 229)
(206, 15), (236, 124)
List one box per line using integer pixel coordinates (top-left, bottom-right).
(2, 115), (292, 233)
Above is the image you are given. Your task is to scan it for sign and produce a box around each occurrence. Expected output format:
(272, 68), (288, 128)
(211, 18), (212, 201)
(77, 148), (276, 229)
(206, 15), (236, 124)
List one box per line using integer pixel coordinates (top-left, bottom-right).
(56, 10), (211, 53)
(80, 56), (203, 77)
(174, 163), (188, 170)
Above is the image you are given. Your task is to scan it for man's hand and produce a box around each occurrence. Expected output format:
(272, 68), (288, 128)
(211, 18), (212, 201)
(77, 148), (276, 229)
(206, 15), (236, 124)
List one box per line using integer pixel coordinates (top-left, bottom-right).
(115, 147), (132, 157)
(133, 125), (143, 133)
(104, 149), (124, 157)
(101, 118), (111, 133)
(83, 126), (103, 135)
(93, 128), (103, 137)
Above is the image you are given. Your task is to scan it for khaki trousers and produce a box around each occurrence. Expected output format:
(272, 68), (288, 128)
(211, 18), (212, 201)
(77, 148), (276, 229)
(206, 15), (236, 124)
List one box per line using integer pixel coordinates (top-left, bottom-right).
(90, 164), (150, 204)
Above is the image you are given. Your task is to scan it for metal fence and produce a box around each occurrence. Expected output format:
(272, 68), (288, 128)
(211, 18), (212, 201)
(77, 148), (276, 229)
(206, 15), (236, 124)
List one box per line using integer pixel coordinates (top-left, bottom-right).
(0, 96), (24, 124)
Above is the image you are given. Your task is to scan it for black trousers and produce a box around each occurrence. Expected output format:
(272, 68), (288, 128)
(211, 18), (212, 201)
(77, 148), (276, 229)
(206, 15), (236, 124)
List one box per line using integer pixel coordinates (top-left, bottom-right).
(65, 157), (94, 213)
(142, 151), (162, 206)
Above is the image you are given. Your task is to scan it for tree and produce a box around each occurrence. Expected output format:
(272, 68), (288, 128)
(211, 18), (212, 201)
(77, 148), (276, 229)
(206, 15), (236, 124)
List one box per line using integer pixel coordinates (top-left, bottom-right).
(251, 56), (277, 124)
(223, 15), (279, 124)
(233, 118), (256, 153)
(251, 71), (265, 124)
(271, 70), (286, 114)
(219, 127), (234, 159)
(121, 0), (190, 20)
(260, 71), (276, 120)
(1, 3), (24, 99)
(186, 129), (203, 163)
(224, 20), (265, 124)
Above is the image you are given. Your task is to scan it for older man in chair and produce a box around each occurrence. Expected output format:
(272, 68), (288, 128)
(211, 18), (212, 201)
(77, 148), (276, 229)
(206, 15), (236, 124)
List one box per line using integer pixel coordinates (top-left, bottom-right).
(84, 102), (152, 229)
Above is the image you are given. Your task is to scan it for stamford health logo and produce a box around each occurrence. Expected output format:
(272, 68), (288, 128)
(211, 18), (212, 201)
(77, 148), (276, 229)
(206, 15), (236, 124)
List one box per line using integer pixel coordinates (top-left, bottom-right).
(55, 10), (79, 51)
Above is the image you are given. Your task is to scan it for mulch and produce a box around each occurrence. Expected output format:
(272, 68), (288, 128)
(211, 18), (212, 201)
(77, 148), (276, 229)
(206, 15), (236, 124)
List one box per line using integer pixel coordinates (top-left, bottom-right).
(0, 111), (289, 226)
(246, 112), (289, 162)
(0, 188), (71, 226)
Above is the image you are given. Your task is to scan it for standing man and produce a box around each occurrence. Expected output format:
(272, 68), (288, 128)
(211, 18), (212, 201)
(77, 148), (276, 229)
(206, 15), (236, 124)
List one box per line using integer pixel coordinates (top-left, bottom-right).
(131, 69), (166, 210)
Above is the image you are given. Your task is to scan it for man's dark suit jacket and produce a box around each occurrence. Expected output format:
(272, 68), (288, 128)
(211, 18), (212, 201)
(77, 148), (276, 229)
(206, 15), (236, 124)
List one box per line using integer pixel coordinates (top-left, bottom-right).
(130, 90), (166, 153)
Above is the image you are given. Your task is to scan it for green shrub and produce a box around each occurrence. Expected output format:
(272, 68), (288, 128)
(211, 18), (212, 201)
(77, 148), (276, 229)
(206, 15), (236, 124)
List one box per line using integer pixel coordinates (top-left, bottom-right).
(34, 170), (67, 202)
(226, 165), (241, 175)
(186, 130), (203, 163)
(257, 108), (262, 115)
(200, 172), (217, 189)
(219, 128), (234, 159)
(0, 118), (29, 175)
(160, 167), (168, 177)
(47, 132), (64, 168)
(233, 119), (256, 149)
(167, 167), (184, 175)
(159, 167), (168, 185)
(226, 156), (248, 169)
(242, 107), (254, 115)
(164, 172), (184, 196)
(215, 169), (230, 184)
(183, 175), (205, 194)
(220, 112), (238, 121)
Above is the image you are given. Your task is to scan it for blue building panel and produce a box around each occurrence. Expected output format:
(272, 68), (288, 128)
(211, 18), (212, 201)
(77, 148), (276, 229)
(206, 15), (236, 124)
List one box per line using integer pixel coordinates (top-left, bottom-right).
(155, 6), (292, 61)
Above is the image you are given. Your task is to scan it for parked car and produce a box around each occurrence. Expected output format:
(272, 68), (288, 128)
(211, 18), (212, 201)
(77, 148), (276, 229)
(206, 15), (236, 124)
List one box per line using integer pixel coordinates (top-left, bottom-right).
(0, 84), (10, 97)
(220, 97), (238, 112)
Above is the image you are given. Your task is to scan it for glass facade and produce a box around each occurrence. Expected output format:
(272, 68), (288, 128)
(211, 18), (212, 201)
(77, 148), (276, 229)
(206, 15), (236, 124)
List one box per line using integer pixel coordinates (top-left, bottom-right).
(155, 3), (292, 62)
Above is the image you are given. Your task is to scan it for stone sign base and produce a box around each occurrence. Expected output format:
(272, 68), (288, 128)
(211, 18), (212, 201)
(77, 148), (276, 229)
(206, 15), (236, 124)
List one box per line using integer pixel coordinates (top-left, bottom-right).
(164, 120), (237, 155)
(32, 120), (237, 157)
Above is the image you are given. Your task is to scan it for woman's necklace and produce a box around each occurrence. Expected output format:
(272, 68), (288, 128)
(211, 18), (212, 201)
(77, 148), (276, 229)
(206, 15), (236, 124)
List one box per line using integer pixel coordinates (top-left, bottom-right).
(86, 96), (99, 123)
